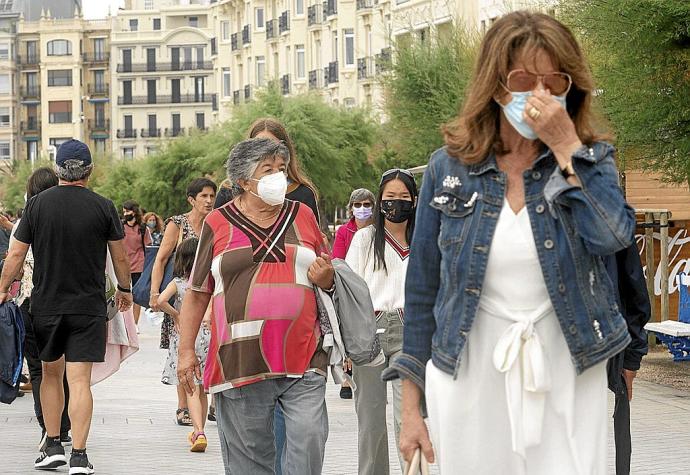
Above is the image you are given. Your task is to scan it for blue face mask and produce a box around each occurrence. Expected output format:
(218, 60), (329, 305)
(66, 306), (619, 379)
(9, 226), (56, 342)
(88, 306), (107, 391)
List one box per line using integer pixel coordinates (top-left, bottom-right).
(499, 91), (567, 140)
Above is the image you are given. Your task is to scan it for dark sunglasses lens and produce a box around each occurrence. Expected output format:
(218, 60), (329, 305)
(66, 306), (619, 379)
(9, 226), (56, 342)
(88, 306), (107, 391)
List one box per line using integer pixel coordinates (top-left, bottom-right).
(544, 73), (570, 95)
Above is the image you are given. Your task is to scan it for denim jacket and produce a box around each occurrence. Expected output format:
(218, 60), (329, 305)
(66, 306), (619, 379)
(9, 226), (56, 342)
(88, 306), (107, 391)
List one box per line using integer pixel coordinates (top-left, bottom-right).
(382, 142), (635, 390)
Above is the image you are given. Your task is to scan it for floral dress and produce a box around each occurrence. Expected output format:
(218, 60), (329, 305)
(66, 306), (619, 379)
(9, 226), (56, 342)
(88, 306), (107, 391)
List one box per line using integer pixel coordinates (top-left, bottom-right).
(161, 277), (211, 386)
(159, 213), (199, 349)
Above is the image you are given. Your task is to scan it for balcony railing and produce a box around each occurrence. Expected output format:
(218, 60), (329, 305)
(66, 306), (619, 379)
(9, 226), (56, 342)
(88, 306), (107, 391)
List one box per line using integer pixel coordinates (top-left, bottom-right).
(308, 69), (324, 89)
(140, 127), (161, 138)
(242, 25), (251, 45)
(117, 94), (215, 105)
(375, 47), (392, 74)
(212, 93), (218, 111)
(231, 33), (239, 51)
(279, 11), (290, 34)
(17, 55), (40, 68)
(116, 61), (213, 73)
(357, 57), (375, 80)
(281, 75), (290, 95)
(20, 85), (40, 99)
(88, 119), (109, 131)
(20, 120), (41, 134)
(244, 85), (252, 101)
(87, 83), (109, 95)
(266, 19), (277, 40)
(356, 0), (375, 10)
(326, 61), (338, 84)
(233, 90), (241, 105)
(164, 127), (185, 137)
(83, 52), (110, 63)
(116, 129), (137, 139)
(308, 5), (323, 26)
(323, 0), (337, 18)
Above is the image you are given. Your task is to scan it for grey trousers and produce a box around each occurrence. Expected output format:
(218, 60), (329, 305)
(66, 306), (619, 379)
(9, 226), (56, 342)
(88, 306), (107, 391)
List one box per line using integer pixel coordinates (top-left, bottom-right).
(214, 372), (329, 475)
(353, 310), (404, 475)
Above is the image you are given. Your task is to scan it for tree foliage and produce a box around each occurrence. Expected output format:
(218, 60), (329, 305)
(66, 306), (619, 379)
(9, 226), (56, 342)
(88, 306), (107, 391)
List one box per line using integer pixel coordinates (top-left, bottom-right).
(560, 0), (690, 182)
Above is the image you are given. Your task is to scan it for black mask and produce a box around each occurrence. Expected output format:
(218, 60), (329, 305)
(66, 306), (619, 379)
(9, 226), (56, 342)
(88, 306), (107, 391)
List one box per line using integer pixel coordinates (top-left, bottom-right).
(380, 199), (414, 223)
(124, 214), (135, 222)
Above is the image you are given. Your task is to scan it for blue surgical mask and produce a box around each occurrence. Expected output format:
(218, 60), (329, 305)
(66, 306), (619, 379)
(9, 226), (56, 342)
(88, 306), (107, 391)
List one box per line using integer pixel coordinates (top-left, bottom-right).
(499, 91), (567, 140)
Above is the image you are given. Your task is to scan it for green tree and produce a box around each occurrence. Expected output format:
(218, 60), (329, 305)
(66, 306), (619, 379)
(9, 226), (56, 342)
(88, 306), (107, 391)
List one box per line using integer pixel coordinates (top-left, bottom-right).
(560, 0), (690, 182)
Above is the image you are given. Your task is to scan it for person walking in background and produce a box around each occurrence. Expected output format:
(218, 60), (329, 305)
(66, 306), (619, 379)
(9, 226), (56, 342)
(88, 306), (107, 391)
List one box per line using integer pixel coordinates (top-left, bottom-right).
(386, 11), (635, 474)
(332, 187), (376, 400)
(177, 138), (333, 475)
(604, 242), (651, 475)
(143, 212), (164, 246)
(122, 200), (151, 326)
(0, 139), (133, 474)
(149, 177), (216, 427)
(159, 237), (211, 453)
(11, 167), (73, 450)
(345, 170), (417, 475)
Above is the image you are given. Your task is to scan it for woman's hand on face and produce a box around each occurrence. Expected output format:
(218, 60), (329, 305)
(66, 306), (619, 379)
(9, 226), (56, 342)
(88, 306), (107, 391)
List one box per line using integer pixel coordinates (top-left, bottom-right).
(308, 253), (335, 290)
(177, 348), (201, 396)
(523, 88), (582, 161)
(400, 407), (435, 465)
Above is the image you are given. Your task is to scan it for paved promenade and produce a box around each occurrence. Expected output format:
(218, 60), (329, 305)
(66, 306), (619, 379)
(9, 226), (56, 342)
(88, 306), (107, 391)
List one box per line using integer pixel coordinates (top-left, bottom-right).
(1, 319), (689, 474)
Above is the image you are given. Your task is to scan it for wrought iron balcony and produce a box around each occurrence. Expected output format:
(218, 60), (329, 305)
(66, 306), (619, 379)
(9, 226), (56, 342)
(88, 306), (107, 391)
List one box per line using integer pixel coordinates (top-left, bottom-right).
(357, 57), (375, 80)
(266, 19), (277, 40)
(326, 61), (338, 84)
(17, 55), (40, 68)
(83, 52), (110, 63)
(140, 127), (161, 138)
(279, 11), (290, 34)
(88, 119), (110, 131)
(20, 120), (41, 134)
(323, 0), (337, 18)
(116, 129), (137, 139)
(308, 5), (322, 26)
(231, 33), (239, 51)
(164, 127), (185, 137)
(375, 48), (392, 74)
(87, 83), (109, 95)
(20, 85), (40, 99)
(244, 85), (252, 101)
(281, 74), (290, 95)
(117, 94), (215, 105)
(308, 69), (324, 89)
(356, 0), (375, 10)
(233, 90), (241, 105)
(116, 61), (214, 73)
(242, 25), (251, 45)
(212, 93), (218, 111)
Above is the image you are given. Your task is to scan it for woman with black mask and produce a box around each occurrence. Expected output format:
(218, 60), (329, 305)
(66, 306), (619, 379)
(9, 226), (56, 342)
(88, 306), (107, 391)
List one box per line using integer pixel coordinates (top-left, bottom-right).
(345, 169), (417, 475)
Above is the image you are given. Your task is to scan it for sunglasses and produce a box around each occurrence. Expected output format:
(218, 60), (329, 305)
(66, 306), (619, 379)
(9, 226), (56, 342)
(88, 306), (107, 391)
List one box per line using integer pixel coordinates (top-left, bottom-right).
(380, 168), (414, 185)
(352, 202), (373, 209)
(502, 69), (572, 96)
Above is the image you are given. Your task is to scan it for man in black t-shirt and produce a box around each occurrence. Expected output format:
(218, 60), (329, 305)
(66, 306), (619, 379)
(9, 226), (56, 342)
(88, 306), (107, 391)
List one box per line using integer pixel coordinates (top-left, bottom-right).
(0, 139), (132, 475)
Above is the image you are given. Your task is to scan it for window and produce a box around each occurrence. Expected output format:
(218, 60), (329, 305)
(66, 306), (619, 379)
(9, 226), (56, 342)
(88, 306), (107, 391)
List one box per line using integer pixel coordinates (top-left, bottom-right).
(255, 8), (264, 29)
(94, 138), (106, 154)
(147, 79), (157, 104)
(94, 70), (105, 88)
(93, 38), (105, 60)
(144, 0), (154, 9)
(48, 70), (72, 87)
(129, 19), (138, 31)
(123, 147), (135, 159)
(94, 102), (105, 126)
(344, 29), (354, 66)
(153, 18), (161, 30)
(49, 101), (72, 123)
(0, 43), (8, 59)
(189, 16), (198, 27)
(332, 31), (338, 62)
(47, 39), (71, 56)
(222, 68), (231, 96)
(0, 107), (9, 126)
(171, 113), (180, 132)
(295, 46), (305, 79)
(50, 138), (71, 149)
(256, 56), (265, 87)
(221, 21), (230, 40)
(196, 112), (205, 130)
(295, 0), (304, 15)
(0, 74), (9, 93)
(0, 141), (9, 160)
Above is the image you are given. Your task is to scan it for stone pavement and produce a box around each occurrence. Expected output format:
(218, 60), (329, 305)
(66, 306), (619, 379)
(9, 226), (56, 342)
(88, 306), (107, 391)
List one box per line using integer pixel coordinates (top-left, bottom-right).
(1, 318), (689, 474)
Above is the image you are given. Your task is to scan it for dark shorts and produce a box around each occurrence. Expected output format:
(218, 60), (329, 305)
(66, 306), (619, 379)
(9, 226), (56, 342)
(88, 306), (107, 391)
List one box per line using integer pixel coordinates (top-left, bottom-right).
(33, 314), (107, 363)
(131, 272), (142, 287)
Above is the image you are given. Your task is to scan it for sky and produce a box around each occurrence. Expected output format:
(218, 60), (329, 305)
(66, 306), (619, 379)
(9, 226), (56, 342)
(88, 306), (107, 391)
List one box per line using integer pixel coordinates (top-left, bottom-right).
(83, 0), (125, 19)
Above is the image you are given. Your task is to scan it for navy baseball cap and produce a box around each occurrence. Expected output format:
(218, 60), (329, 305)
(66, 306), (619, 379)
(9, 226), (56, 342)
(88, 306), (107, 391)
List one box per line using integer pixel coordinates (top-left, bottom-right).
(55, 139), (92, 167)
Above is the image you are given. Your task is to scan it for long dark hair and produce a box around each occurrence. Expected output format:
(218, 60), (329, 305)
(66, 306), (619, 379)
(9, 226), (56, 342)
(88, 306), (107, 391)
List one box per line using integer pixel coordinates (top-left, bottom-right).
(373, 170), (418, 273)
(26, 167), (58, 200)
(122, 199), (143, 226)
(173, 237), (199, 279)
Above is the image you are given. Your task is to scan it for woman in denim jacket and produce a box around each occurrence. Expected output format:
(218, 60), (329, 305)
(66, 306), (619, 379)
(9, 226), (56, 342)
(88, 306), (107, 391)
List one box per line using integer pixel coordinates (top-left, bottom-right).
(383, 11), (635, 474)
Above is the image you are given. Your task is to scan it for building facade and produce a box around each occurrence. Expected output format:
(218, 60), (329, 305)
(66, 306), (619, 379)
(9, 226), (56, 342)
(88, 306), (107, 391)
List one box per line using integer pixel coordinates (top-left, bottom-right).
(110, 0), (218, 160)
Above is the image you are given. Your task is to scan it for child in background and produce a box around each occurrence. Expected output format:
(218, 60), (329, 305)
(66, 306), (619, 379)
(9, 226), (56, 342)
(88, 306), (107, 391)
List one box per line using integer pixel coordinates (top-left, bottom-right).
(159, 237), (211, 452)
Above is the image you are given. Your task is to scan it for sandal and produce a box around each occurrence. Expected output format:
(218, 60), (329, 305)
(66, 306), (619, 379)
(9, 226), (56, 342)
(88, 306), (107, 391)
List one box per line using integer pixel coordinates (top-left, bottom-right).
(189, 431), (208, 453)
(176, 408), (192, 426)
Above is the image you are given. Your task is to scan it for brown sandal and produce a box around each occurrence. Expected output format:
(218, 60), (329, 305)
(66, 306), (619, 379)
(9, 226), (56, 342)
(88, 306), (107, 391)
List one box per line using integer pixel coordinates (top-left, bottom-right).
(176, 408), (192, 426)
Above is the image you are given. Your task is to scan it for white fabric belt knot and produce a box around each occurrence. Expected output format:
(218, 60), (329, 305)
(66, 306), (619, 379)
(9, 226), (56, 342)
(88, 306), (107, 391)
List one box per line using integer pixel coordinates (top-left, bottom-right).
(485, 300), (553, 459)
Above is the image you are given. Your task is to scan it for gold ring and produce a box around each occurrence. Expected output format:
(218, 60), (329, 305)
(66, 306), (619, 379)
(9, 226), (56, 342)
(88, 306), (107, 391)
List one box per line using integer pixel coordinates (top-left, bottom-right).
(528, 107), (541, 120)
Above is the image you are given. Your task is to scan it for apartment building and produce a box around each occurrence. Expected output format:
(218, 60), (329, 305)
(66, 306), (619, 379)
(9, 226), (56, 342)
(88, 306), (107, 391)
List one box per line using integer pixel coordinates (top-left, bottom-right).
(111, 0), (218, 160)
(0, 7), (19, 164)
(16, 11), (112, 163)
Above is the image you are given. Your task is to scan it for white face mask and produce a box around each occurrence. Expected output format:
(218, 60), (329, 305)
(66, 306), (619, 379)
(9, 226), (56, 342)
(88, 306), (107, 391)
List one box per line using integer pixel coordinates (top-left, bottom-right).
(251, 171), (287, 206)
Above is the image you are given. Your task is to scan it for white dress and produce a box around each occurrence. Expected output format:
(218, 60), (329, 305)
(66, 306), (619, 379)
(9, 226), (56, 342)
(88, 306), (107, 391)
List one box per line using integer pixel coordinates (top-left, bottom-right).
(425, 199), (607, 475)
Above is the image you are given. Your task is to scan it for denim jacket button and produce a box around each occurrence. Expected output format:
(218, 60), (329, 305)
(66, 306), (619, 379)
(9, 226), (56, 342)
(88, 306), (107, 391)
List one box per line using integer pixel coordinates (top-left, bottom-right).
(569, 324), (578, 335)
(544, 239), (554, 249)
(558, 283), (566, 293)
(531, 171), (542, 181)
(536, 204), (545, 214)
(449, 201), (457, 211)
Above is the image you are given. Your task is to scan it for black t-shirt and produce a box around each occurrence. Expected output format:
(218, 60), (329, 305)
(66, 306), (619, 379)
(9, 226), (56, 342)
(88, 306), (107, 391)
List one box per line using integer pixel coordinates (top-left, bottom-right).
(14, 185), (124, 317)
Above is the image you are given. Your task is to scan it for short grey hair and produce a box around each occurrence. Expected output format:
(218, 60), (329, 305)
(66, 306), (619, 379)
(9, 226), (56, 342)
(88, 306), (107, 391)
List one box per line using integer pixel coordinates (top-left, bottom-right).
(225, 138), (291, 195)
(347, 188), (376, 210)
(55, 159), (93, 182)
